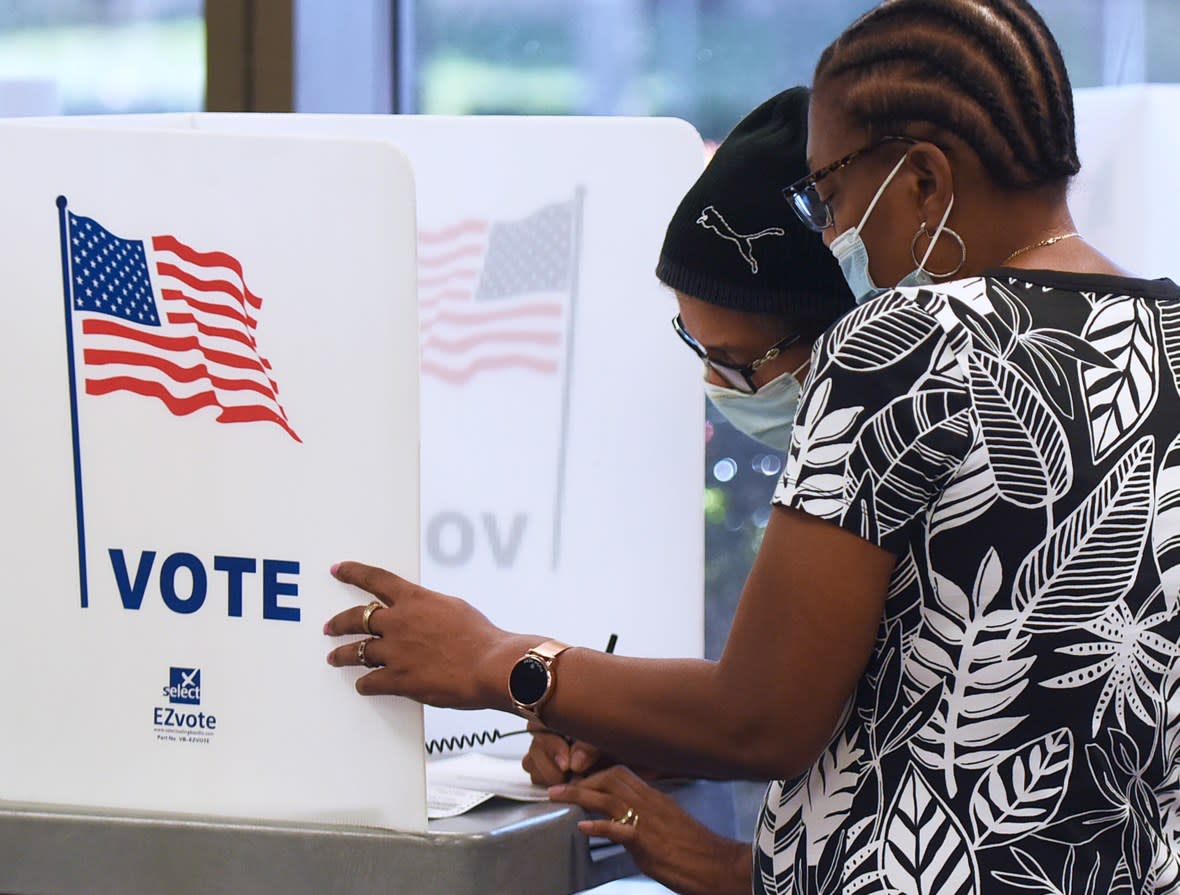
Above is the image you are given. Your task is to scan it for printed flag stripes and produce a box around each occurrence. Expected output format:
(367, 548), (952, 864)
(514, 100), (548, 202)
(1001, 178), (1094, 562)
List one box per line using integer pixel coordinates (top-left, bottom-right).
(65, 211), (299, 441)
(418, 199), (576, 385)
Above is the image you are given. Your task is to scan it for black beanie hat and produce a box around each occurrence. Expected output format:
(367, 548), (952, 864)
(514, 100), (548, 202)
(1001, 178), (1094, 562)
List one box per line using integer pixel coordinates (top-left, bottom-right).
(656, 87), (854, 323)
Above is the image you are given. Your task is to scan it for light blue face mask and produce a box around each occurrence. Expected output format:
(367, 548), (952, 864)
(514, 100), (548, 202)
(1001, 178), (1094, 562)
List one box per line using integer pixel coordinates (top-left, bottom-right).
(703, 360), (809, 452)
(828, 153), (957, 303)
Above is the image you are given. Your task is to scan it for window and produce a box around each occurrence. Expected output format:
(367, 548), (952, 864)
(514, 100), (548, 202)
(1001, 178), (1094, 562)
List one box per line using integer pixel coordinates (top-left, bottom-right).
(400, 1), (876, 138)
(0, 0), (204, 116)
(399, 1), (1177, 136)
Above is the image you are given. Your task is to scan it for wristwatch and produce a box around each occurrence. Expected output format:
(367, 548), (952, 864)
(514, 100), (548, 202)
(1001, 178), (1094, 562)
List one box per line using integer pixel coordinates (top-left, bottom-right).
(508, 639), (572, 722)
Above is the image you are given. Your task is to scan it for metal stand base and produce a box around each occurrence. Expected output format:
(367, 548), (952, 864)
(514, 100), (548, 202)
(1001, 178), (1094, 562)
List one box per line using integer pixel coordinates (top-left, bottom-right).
(1, 782), (737, 894)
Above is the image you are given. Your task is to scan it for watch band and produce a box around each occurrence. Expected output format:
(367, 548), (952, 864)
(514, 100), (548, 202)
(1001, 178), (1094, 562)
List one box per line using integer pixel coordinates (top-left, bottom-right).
(509, 639), (572, 722)
(531, 639), (571, 662)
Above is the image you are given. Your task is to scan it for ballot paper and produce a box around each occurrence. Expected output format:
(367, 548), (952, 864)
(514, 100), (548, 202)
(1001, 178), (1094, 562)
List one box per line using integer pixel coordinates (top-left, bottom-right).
(426, 752), (549, 819)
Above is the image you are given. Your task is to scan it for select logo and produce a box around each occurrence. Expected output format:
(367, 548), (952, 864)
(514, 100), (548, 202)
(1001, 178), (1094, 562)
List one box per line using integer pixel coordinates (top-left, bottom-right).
(153, 666), (216, 744)
(164, 667), (201, 705)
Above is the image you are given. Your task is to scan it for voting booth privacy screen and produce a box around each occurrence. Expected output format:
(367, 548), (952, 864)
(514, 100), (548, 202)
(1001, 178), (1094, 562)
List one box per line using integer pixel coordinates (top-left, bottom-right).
(0, 113), (707, 825)
(0, 125), (427, 829)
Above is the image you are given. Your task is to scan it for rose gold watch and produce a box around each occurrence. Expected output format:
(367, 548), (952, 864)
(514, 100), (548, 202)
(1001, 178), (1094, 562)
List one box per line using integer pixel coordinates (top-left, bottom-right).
(508, 639), (572, 722)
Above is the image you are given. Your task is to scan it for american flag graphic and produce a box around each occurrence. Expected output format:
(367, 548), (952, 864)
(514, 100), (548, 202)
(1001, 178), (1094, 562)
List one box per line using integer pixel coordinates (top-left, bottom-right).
(419, 198), (578, 385)
(64, 210), (300, 442)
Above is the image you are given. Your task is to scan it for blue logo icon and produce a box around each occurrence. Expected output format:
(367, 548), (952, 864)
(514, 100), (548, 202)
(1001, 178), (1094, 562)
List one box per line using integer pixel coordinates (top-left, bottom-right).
(164, 667), (201, 705)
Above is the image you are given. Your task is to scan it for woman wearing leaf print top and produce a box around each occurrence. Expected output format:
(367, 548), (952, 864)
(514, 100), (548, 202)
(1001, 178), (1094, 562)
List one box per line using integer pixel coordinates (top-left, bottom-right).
(321, 2), (1180, 893)
(761, 0), (1180, 891)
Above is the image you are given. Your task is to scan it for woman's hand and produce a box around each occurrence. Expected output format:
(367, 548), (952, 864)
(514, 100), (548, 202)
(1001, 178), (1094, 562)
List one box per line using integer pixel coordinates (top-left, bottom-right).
(548, 766), (752, 895)
(522, 723), (669, 786)
(521, 722), (607, 785)
(323, 561), (536, 710)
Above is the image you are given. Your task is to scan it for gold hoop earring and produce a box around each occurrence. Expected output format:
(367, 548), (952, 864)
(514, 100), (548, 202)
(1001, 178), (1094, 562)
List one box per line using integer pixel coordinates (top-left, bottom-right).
(910, 222), (967, 279)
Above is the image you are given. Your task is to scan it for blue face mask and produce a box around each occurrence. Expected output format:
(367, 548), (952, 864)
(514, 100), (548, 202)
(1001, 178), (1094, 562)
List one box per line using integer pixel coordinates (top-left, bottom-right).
(703, 361), (809, 452)
(828, 153), (956, 303)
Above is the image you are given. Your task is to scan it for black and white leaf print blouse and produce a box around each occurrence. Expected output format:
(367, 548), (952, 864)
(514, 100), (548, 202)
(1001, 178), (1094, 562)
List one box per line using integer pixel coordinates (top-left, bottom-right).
(759, 270), (1180, 895)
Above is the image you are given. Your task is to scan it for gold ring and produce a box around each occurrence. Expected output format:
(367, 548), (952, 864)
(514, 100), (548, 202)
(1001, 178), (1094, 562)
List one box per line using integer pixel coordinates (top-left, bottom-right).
(357, 639), (378, 668)
(612, 807), (638, 827)
(361, 601), (383, 636)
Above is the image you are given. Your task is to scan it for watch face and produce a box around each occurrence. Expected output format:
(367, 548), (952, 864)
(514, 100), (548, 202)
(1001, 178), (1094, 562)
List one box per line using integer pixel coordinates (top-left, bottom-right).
(510, 656), (550, 706)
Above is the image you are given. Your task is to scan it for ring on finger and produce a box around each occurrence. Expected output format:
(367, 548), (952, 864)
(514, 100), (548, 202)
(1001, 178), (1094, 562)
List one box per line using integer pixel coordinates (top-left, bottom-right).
(612, 807), (638, 827)
(357, 638), (379, 669)
(361, 601), (383, 636)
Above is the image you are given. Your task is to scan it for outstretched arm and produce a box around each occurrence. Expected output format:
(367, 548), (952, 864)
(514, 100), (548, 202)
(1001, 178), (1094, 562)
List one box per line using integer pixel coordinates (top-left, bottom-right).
(324, 504), (893, 781)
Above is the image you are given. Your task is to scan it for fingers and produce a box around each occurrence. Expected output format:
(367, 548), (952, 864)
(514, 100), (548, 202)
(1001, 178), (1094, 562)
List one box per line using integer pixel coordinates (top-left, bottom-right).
(552, 766), (671, 824)
(521, 730), (572, 785)
(576, 818), (638, 846)
(326, 636), (388, 669)
(547, 781), (628, 820)
(321, 640), (403, 697)
(324, 562), (405, 637)
(548, 766), (648, 814)
(519, 723), (606, 785)
(569, 764), (648, 800)
(331, 561), (404, 603)
(569, 742), (603, 775)
(522, 748), (565, 786)
(324, 602), (391, 638)
(551, 770), (647, 846)
(321, 562), (510, 710)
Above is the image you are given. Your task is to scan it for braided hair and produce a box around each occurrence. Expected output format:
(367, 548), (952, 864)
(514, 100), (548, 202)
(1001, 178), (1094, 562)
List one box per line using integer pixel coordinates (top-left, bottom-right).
(814, 0), (1080, 189)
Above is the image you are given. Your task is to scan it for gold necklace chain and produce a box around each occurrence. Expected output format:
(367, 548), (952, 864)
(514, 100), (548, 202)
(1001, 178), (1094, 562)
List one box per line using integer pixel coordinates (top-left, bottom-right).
(1003, 231), (1082, 264)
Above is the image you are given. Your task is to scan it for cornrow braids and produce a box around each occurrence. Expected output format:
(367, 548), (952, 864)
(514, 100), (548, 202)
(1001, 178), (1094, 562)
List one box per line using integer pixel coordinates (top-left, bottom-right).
(814, 0), (1081, 189)
(992, 0), (1077, 165)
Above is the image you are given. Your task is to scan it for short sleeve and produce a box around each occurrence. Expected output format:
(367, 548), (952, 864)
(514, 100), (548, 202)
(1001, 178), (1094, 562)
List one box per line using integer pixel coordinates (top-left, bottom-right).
(773, 291), (973, 555)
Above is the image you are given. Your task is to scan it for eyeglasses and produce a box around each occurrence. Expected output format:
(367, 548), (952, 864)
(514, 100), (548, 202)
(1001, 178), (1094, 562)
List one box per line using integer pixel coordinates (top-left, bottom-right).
(672, 315), (801, 394)
(782, 135), (917, 232)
